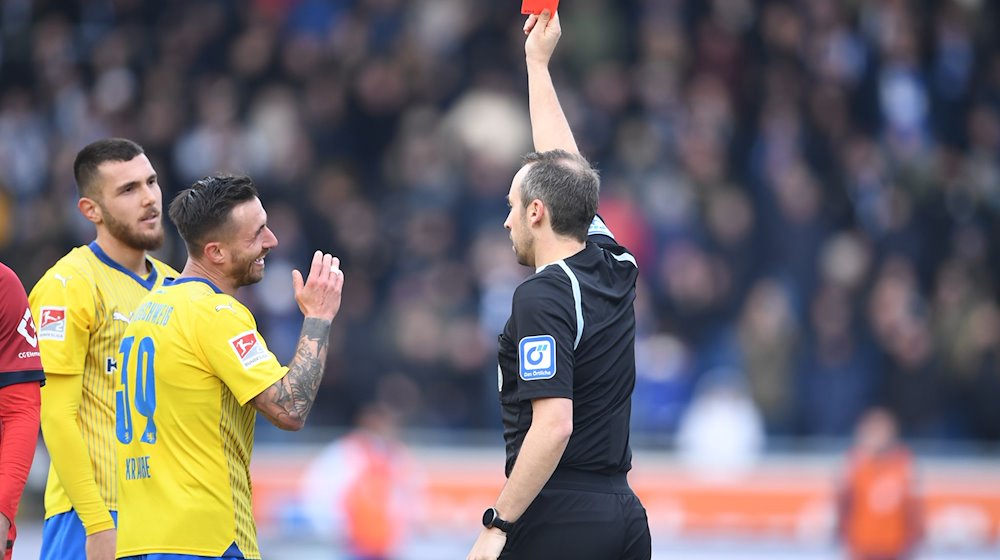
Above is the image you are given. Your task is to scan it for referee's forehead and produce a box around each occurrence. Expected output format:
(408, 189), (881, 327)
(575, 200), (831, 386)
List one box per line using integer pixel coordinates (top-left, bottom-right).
(511, 164), (532, 192)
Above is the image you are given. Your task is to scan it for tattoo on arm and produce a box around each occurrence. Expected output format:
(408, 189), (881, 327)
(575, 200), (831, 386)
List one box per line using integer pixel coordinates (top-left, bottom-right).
(259, 317), (331, 427)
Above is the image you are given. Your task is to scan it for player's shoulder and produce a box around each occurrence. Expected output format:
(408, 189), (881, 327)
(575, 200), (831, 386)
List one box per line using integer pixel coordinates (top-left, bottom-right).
(0, 261), (17, 284)
(165, 279), (251, 320)
(0, 262), (26, 307)
(33, 247), (93, 291)
(514, 266), (573, 304)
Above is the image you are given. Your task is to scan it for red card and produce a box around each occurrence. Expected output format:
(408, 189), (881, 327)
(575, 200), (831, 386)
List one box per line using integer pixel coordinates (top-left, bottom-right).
(522, 0), (559, 16)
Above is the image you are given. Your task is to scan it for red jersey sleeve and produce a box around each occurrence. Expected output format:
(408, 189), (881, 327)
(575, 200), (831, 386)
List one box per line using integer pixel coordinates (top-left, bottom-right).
(0, 262), (44, 387)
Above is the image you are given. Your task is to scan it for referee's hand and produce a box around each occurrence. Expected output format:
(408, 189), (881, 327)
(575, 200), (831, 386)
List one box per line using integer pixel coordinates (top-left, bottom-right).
(467, 527), (507, 560)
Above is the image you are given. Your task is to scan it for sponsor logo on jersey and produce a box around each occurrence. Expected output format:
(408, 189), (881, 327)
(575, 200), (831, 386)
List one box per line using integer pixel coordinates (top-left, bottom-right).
(17, 307), (38, 347)
(519, 335), (556, 381)
(112, 311), (131, 323)
(38, 307), (67, 341)
(229, 330), (268, 368)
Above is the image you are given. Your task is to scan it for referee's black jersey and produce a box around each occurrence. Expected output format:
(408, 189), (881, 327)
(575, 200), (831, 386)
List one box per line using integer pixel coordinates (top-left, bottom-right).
(498, 215), (639, 477)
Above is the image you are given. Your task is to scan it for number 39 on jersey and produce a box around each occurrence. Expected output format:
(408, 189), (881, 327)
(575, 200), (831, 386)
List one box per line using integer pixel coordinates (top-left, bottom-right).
(116, 335), (158, 444)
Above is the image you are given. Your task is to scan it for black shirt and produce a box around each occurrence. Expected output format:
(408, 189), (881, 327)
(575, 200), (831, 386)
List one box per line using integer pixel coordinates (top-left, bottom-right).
(498, 216), (639, 477)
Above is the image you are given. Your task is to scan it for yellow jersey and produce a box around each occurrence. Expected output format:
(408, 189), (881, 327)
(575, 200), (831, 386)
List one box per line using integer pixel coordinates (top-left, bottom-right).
(115, 277), (287, 559)
(29, 241), (176, 521)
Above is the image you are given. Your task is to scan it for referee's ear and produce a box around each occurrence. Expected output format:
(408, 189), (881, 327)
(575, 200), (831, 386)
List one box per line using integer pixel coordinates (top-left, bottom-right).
(526, 198), (546, 226)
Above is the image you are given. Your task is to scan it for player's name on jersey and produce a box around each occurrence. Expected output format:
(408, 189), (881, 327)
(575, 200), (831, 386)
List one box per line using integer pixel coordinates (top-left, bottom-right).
(131, 301), (174, 326)
(123, 455), (152, 480)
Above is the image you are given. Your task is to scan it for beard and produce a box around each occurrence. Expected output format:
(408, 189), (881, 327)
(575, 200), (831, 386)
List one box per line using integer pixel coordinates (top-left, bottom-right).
(512, 230), (534, 268)
(102, 207), (164, 251)
(231, 251), (266, 288)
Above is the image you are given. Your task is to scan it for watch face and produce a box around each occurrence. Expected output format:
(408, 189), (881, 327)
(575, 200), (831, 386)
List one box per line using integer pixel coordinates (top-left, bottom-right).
(483, 507), (496, 527)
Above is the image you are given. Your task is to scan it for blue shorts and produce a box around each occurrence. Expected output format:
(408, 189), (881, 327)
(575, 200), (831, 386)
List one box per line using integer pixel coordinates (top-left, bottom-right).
(121, 542), (246, 560)
(42, 511), (244, 560)
(40, 510), (117, 560)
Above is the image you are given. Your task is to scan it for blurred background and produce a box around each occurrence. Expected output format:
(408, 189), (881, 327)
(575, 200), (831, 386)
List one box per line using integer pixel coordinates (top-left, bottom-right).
(3, 0), (1000, 558)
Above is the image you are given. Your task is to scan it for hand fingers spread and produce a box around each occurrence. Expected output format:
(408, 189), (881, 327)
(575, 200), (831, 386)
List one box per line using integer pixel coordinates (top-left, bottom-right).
(321, 252), (333, 278)
(308, 250), (322, 280)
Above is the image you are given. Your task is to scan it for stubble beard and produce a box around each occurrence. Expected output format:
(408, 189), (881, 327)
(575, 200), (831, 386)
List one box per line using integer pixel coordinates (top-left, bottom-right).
(103, 209), (164, 252)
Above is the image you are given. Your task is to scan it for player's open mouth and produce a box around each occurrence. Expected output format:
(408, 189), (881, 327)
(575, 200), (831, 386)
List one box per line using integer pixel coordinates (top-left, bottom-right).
(254, 257), (265, 266)
(140, 213), (159, 224)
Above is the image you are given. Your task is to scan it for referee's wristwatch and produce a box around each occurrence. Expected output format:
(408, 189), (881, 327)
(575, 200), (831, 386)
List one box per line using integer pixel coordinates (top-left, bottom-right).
(482, 507), (514, 533)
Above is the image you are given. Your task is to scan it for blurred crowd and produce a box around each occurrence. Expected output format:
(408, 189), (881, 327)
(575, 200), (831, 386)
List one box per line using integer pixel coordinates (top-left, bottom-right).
(1, 0), (999, 443)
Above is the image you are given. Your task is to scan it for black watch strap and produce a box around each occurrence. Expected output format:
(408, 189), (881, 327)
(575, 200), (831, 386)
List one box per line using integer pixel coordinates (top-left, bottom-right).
(482, 507), (514, 533)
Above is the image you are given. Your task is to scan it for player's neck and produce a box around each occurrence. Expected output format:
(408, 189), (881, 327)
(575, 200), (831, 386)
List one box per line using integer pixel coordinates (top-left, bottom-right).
(93, 232), (149, 276)
(179, 260), (238, 296)
(532, 234), (585, 270)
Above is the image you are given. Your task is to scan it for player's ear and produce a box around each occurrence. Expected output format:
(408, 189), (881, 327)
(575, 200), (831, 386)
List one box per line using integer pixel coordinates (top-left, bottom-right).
(78, 197), (102, 225)
(203, 241), (226, 265)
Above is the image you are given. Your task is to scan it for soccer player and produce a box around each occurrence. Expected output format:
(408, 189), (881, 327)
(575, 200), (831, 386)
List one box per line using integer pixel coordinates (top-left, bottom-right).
(114, 174), (344, 560)
(29, 138), (178, 560)
(0, 261), (45, 560)
(467, 10), (651, 560)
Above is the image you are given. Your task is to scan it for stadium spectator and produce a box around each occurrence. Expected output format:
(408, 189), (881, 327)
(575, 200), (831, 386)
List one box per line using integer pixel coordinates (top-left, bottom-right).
(0, 0), (998, 443)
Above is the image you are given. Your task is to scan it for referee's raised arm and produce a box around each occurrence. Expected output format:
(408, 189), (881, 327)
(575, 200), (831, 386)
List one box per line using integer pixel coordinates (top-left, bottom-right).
(524, 10), (580, 155)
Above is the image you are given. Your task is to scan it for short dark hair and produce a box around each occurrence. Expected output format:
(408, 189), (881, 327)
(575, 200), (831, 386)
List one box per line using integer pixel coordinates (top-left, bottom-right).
(520, 150), (600, 241)
(73, 138), (146, 199)
(168, 175), (259, 255)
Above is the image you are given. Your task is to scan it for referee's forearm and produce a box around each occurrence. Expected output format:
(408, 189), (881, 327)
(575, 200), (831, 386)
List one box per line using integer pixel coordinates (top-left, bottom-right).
(527, 61), (579, 155)
(494, 399), (572, 522)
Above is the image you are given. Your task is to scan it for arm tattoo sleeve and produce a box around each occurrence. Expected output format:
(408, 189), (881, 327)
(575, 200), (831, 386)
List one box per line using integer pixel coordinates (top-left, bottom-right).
(265, 317), (332, 426)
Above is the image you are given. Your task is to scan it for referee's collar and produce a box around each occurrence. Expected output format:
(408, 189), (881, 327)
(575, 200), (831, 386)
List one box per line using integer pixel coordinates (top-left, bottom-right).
(535, 243), (591, 272)
(536, 260), (560, 273)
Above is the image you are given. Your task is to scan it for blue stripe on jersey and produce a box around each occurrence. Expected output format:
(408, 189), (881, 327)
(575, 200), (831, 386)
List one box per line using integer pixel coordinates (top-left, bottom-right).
(166, 277), (224, 294)
(87, 242), (159, 290)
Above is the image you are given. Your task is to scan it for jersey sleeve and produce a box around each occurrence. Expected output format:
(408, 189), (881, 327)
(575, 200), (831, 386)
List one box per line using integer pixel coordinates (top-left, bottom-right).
(0, 264), (44, 387)
(510, 275), (577, 402)
(198, 303), (288, 406)
(28, 263), (94, 375)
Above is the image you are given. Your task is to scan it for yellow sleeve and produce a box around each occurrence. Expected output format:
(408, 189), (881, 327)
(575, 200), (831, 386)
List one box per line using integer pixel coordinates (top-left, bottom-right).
(29, 265), (93, 375)
(39, 372), (115, 534)
(200, 305), (287, 406)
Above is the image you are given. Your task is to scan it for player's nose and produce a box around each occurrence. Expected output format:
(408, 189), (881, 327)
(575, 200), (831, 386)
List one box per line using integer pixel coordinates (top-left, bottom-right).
(263, 226), (278, 248)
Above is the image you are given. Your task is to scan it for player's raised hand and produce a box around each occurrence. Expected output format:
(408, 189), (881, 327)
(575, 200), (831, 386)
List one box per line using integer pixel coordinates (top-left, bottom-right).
(292, 250), (344, 322)
(525, 10), (561, 66)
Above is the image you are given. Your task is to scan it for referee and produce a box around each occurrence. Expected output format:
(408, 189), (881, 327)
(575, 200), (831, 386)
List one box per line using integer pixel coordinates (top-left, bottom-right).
(467, 10), (652, 560)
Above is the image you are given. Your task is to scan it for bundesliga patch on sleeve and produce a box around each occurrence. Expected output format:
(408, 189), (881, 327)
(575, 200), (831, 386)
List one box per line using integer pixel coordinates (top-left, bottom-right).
(519, 335), (556, 381)
(588, 215), (615, 239)
(229, 330), (269, 369)
(38, 307), (66, 341)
